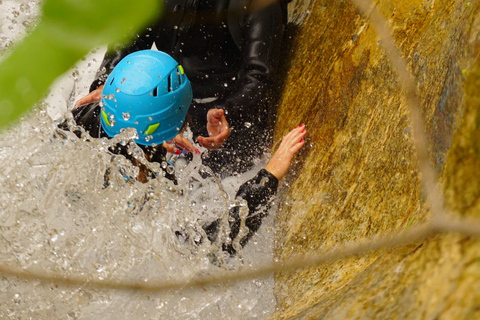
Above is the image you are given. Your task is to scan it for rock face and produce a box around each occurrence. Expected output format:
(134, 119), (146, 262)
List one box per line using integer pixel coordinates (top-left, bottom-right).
(272, 0), (480, 318)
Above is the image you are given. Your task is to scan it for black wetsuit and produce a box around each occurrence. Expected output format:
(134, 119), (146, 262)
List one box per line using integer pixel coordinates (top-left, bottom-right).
(90, 0), (288, 177)
(65, 102), (278, 254)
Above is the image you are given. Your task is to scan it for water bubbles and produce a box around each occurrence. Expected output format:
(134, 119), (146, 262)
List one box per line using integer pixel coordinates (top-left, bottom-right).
(122, 112), (130, 121)
(259, 177), (269, 186)
(20, 3), (30, 13)
(103, 94), (115, 100)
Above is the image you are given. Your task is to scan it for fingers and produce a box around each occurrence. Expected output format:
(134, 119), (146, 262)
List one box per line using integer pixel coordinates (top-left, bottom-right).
(201, 108), (230, 149)
(74, 86), (104, 108)
(278, 124), (306, 152)
(264, 124), (307, 180)
(164, 135), (201, 154)
(197, 134), (226, 150)
(207, 109), (229, 132)
(173, 135), (200, 153)
(197, 128), (229, 149)
(162, 142), (179, 154)
(207, 108), (225, 125)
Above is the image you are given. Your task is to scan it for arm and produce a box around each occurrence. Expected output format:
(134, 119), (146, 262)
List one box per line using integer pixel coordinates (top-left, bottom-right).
(224, 125), (306, 254)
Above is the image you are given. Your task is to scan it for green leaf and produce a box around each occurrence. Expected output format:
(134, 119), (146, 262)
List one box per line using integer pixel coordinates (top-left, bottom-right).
(0, 0), (161, 128)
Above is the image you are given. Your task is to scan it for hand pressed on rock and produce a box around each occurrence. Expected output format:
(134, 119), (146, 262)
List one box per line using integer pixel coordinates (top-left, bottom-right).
(265, 124), (306, 180)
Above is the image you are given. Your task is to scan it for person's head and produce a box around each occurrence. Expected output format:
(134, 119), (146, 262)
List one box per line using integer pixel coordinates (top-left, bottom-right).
(100, 50), (192, 146)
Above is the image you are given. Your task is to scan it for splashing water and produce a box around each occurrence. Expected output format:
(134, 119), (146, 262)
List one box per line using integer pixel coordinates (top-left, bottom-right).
(0, 1), (277, 318)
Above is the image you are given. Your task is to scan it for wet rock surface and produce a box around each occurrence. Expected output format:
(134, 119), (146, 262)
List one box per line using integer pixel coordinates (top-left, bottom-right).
(272, 0), (480, 318)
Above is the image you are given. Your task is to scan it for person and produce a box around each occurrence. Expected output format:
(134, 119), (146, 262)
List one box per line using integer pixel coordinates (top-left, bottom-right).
(65, 50), (305, 254)
(75, 0), (290, 177)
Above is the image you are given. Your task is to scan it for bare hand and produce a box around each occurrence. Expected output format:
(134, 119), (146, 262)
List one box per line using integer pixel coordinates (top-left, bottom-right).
(197, 108), (230, 150)
(75, 85), (104, 108)
(265, 124), (306, 180)
(163, 134), (201, 154)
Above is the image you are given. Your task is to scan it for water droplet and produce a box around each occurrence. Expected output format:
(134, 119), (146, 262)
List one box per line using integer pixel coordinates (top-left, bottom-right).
(223, 83), (228, 87)
(103, 94), (115, 100)
(244, 122), (252, 128)
(260, 177), (269, 186)
(122, 112), (130, 120)
(174, 25), (178, 29)
(166, 165), (175, 174)
(115, 88), (121, 93)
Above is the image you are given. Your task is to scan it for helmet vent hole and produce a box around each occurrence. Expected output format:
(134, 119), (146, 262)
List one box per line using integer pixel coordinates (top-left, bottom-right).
(153, 87), (158, 97)
(168, 75), (172, 92)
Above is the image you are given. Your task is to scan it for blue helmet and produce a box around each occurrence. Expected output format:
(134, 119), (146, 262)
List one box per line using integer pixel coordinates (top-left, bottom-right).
(100, 50), (192, 145)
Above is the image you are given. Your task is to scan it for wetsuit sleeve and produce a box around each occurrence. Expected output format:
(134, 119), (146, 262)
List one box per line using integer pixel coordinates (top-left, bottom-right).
(214, 1), (286, 129)
(223, 168), (279, 254)
(89, 21), (160, 92)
